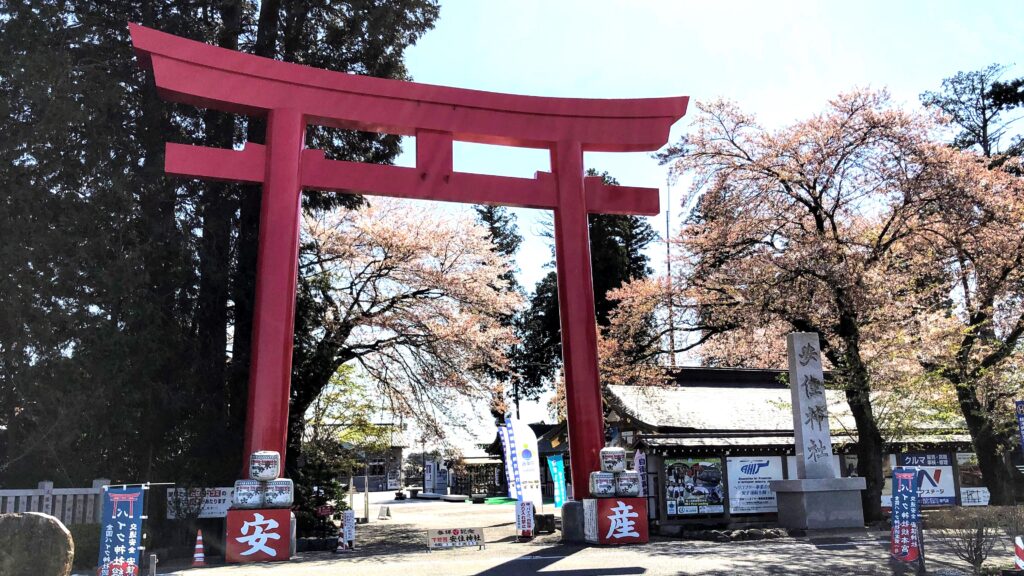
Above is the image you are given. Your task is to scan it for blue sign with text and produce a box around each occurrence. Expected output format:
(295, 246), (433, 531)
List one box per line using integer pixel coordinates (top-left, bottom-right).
(547, 454), (567, 508)
(97, 486), (145, 576)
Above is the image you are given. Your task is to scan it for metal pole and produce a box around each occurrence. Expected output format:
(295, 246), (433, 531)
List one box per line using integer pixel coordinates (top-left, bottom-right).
(665, 173), (676, 368)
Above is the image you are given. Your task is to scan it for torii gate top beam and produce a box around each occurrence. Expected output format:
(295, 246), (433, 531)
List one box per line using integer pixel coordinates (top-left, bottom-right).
(130, 24), (687, 152)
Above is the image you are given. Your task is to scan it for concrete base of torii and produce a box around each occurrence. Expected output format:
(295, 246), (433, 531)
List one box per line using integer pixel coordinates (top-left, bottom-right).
(770, 477), (867, 530)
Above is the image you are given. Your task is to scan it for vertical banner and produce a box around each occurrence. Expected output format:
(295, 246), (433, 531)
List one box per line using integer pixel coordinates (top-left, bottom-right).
(498, 426), (519, 499)
(503, 424), (523, 499)
(633, 450), (648, 497)
(891, 467), (922, 564)
(547, 454), (567, 508)
(1016, 400), (1024, 455)
(507, 416), (543, 511)
(97, 486), (146, 576)
(424, 459), (434, 492)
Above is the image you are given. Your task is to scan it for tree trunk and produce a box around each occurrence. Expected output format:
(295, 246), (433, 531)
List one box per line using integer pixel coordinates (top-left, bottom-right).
(953, 378), (1016, 504)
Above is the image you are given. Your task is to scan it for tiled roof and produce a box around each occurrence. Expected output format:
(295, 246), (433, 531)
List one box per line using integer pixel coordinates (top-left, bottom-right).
(606, 384), (854, 432)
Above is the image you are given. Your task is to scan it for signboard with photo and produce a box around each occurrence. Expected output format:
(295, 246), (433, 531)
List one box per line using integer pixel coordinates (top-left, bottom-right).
(664, 458), (725, 516)
(726, 456), (783, 514)
(957, 452), (990, 506)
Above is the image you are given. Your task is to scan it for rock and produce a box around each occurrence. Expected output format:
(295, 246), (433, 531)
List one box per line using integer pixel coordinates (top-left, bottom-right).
(0, 513), (74, 576)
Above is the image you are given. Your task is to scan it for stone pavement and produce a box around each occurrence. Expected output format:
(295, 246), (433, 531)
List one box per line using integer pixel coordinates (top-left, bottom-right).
(151, 496), (1005, 576)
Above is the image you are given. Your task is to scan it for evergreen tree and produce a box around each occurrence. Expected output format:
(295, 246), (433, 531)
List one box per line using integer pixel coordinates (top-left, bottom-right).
(512, 170), (658, 399)
(0, 0), (439, 486)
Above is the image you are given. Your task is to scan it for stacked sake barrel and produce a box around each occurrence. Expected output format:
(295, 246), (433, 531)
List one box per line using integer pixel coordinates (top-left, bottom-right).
(589, 447), (641, 498)
(233, 451), (294, 509)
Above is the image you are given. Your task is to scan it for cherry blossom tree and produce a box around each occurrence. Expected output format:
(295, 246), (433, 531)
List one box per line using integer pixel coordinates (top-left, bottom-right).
(291, 198), (521, 471)
(911, 152), (1024, 504)
(654, 90), (956, 521)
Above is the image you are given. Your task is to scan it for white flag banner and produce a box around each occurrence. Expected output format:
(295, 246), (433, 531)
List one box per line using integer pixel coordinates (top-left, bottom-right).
(506, 416), (543, 511)
(498, 425), (519, 499)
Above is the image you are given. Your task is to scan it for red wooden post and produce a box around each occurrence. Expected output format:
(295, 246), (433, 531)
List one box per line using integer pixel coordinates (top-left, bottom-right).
(244, 109), (306, 463)
(551, 141), (605, 495)
(129, 24), (686, 513)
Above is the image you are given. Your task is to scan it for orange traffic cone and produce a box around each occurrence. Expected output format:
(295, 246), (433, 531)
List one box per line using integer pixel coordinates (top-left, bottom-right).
(192, 529), (206, 567)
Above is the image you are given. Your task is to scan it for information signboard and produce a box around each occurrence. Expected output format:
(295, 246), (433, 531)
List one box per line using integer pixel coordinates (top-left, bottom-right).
(426, 527), (485, 550)
(726, 456), (784, 514)
(166, 487), (233, 519)
(516, 500), (535, 534)
(898, 453), (956, 507)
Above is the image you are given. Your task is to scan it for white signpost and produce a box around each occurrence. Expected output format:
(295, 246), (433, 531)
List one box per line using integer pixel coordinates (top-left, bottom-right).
(426, 527), (485, 550)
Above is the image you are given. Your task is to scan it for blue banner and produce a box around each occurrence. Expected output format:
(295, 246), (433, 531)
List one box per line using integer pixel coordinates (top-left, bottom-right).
(891, 467), (921, 563)
(98, 486), (146, 575)
(547, 454), (567, 508)
(1016, 400), (1024, 455)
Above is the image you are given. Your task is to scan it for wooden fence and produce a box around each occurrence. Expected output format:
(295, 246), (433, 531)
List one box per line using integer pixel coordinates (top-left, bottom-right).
(0, 479), (110, 526)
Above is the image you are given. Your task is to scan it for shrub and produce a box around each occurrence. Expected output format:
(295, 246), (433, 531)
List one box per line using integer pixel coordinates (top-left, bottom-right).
(926, 506), (1019, 576)
(68, 523), (100, 570)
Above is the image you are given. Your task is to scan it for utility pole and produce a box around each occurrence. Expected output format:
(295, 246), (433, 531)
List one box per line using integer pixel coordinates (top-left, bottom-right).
(665, 173), (677, 368)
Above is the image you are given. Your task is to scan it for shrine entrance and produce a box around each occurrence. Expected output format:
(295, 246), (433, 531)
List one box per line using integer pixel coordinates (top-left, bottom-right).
(130, 23), (687, 558)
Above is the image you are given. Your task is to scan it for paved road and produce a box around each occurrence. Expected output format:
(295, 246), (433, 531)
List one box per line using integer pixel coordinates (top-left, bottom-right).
(156, 495), (993, 576)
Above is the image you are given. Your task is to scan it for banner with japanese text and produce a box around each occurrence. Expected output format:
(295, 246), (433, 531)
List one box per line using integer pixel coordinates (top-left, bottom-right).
(547, 454), (567, 508)
(891, 467), (922, 563)
(498, 425), (519, 499)
(506, 416), (542, 510)
(97, 486), (145, 576)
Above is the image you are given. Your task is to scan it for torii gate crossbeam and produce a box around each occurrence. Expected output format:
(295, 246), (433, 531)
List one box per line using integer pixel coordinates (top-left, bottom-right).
(130, 24), (688, 496)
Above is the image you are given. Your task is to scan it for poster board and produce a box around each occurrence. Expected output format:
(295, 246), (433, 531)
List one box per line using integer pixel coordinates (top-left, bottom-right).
(664, 457), (725, 515)
(726, 456), (783, 514)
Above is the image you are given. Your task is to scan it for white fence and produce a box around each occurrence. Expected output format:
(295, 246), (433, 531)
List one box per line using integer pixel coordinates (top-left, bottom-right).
(0, 479), (109, 526)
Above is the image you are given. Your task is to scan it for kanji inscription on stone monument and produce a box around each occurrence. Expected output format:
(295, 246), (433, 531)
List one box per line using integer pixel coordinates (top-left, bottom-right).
(787, 332), (835, 479)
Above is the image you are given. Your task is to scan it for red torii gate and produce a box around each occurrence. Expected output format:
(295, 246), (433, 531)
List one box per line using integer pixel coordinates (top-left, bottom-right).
(130, 24), (687, 495)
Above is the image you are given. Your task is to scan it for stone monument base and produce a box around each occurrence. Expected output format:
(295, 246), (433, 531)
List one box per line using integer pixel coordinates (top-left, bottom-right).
(769, 477), (866, 530)
(561, 501), (585, 543)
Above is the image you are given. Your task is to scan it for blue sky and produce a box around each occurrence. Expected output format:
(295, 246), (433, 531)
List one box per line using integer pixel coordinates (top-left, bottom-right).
(396, 0), (1024, 289)
(391, 0), (1024, 434)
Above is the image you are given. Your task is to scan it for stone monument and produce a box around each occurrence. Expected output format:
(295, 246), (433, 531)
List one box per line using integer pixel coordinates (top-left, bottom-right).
(769, 332), (866, 530)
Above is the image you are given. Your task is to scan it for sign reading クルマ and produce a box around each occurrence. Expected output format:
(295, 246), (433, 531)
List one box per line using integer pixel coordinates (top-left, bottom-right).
(97, 486), (146, 576)
(427, 527), (485, 549)
(891, 467), (922, 563)
(897, 453), (956, 507)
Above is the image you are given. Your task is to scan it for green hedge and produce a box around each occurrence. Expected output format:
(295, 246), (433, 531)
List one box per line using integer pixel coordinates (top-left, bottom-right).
(68, 524), (100, 570)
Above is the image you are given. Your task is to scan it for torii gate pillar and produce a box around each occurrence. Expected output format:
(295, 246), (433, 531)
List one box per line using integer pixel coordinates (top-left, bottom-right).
(130, 24), (688, 512)
(551, 141), (605, 492)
